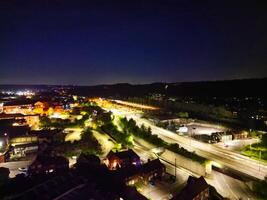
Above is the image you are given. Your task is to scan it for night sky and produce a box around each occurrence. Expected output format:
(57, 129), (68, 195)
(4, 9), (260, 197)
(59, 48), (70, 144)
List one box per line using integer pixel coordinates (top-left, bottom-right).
(1, 1), (267, 85)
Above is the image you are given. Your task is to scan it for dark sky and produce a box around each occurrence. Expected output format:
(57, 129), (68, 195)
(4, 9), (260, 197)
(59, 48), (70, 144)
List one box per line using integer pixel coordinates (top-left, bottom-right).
(1, 0), (267, 85)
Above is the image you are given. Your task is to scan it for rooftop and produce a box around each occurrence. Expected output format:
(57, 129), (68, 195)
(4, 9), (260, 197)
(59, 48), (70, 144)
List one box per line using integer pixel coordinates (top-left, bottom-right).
(3, 99), (35, 106)
(173, 176), (209, 200)
(140, 159), (165, 174)
(107, 149), (140, 160)
(0, 113), (38, 119)
(0, 125), (30, 138)
(31, 155), (69, 167)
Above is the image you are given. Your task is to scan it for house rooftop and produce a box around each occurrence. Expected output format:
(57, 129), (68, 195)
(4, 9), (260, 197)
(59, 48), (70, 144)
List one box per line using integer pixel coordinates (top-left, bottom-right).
(140, 159), (165, 174)
(0, 113), (38, 119)
(121, 186), (148, 200)
(33, 155), (69, 167)
(0, 113), (25, 118)
(29, 129), (61, 138)
(172, 176), (209, 200)
(114, 159), (165, 182)
(0, 125), (30, 138)
(3, 99), (35, 106)
(107, 149), (140, 160)
(77, 153), (101, 164)
(12, 142), (38, 148)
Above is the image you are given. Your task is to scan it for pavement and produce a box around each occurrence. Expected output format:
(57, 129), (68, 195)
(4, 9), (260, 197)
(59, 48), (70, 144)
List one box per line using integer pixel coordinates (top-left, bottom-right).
(0, 159), (34, 178)
(186, 122), (226, 135)
(215, 138), (259, 152)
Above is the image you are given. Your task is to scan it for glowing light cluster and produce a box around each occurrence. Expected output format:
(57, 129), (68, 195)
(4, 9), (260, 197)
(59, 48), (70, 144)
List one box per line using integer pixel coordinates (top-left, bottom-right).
(16, 90), (35, 96)
(114, 100), (159, 110)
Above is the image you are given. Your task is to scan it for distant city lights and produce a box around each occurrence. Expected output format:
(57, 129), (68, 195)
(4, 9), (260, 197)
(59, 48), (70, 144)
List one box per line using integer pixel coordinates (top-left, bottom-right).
(16, 90), (35, 96)
(1, 90), (35, 96)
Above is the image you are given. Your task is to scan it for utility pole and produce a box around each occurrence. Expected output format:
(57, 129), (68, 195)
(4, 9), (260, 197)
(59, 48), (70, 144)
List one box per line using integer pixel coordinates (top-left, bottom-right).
(175, 158), (177, 180)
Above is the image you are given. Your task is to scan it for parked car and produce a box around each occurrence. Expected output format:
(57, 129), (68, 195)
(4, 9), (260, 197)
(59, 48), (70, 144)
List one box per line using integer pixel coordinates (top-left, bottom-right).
(18, 167), (28, 172)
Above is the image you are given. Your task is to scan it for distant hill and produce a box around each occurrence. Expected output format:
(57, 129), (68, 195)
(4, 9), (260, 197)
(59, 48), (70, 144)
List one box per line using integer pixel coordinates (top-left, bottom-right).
(71, 78), (267, 98)
(1, 78), (266, 98)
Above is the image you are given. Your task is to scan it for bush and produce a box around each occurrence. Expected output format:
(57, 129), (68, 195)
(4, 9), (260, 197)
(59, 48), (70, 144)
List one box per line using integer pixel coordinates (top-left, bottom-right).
(0, 167), (10, 186)
(253, 180), (267, 199)
(101, 122), (133, 147)
(56, 128), (102, 156)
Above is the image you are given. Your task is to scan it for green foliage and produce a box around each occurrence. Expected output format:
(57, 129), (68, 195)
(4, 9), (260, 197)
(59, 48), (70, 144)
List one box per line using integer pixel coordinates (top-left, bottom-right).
(253, 180), (267, 199)
(0, 167), (10, 186)
(155, 121), (178, 132)
(53, 131), (66, 144)
(261, 134), (267, 146)
(94, 111), (112, 126)
(242, 134), (267, 162)
(113, 143), (122, 151)
(101, 122), (133, 147)
(119, 117), (167, 147)
(155, 121), (168, 129)
(78, 128), (102, 155)
(40, 116), (82, 129)
(242, 149), (267, 162)
(79, 104), (112, 126)
(249, 130), (262, 138)
(56, 128), (102, 156)
(40, 103), (110, 158)
(167, 143), (206, 164)
(176, 112), (189, 118)
(212, 106), (232, 118)
(39, 104), (112, 129)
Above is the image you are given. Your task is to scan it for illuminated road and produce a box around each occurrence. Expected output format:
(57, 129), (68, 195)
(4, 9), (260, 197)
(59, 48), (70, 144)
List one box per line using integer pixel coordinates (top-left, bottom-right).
(92, 100), (261, 199)
(113, 100), (159, 110)
(215, 138), (259, 152)
(129, 115), (267, 180)
(133, 138), (256, 200)
(107, 105), (267, 181)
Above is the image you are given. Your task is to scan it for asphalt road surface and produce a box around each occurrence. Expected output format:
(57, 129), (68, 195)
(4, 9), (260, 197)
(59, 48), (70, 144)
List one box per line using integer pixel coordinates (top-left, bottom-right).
(0, 160), (33, 178)
(130, 114), (267, 181)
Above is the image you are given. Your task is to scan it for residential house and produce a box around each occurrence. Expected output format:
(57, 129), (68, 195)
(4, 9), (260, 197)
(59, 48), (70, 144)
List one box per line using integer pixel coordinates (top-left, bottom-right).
(106, 149), (141, 170)
(116, 158), (166, 186)
(2, 100), (34, 115)
(0, 113), (39, 127)
(139, 159), (166, 184)
(12, 143), (38, 157)
(172, 176), (209, 200)
(28, 155), (69, 175)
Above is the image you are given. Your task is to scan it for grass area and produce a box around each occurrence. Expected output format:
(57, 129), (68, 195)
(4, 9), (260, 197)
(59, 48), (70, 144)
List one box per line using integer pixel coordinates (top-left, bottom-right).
(252, 180), (267, 199)
(101, 122), (133, 147)
(64, 128), (83, 142)
(241, 143), (267, 163)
